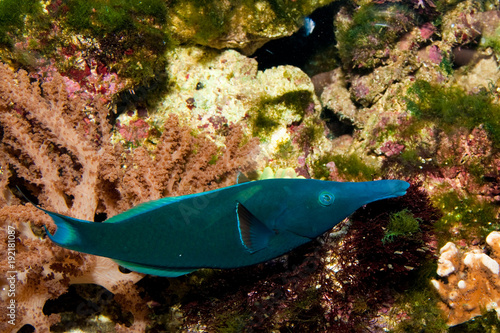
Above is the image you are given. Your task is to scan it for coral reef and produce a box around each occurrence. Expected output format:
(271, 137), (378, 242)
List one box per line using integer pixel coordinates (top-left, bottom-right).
(167, 0), (338, 54)
(140, 45), (328, 172)
(0, 64), (109, 220)
(0, 62), (259, 331)
(335, 3), (416, 69)
(0, 61), (259, 214)
(432, 231), (500, 326)
(0, 0), (338, 92)
(405, 80), (500, 147)
(2, 0), (500, 330)
(313, 1), (500, 329)
(318, 183), (444, 332)
(0, 0), (170, 89)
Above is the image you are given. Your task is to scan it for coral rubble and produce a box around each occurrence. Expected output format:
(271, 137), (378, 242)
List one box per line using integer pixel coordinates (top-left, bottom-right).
(432, 231), (500, 326)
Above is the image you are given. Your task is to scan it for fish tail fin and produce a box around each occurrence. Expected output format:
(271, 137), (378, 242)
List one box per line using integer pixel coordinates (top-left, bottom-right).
(42, 210), (82, 247)
(16, 186), (84, 247)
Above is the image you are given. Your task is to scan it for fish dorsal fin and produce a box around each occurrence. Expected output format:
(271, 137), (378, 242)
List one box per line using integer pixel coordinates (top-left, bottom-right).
(105, 197), (181, 223)
(114, 259), (195, 277)
(236, 202), (274, 253)
(236, 172), (250, 184)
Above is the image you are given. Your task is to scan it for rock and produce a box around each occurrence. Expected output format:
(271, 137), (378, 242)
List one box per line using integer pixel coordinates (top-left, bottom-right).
(167, 0), (338, 54)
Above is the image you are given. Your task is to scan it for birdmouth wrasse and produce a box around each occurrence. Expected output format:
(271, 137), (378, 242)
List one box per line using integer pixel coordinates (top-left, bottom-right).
(36, 178), (410, 277)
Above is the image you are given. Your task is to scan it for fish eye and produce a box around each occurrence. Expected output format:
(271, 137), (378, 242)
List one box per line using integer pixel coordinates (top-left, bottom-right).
(318, 191), (334, 206)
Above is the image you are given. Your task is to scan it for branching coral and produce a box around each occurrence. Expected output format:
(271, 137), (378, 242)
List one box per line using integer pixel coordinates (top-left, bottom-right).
(109, 114), (260, 213)
(0, 62), (259, 331)
(0, 63), (108, 220)
(432, 231), (500, 326)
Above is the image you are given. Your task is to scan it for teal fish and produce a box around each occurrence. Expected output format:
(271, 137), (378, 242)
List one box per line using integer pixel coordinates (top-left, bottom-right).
(38, 178), (409, 277)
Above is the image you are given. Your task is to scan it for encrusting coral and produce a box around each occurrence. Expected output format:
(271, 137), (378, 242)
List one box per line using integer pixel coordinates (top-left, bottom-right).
(152, 45), (325, 162)
(0, 62), (259, 332)
(431, 231), (500, 326)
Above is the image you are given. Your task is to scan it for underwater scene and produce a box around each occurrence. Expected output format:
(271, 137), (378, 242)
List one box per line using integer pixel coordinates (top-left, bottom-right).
(1, 0), (500, 332)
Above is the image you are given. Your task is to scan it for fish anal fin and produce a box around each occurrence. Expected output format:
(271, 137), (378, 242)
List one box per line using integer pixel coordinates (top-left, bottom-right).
(113, 259), (196, 277)
(236, 202), (274, 254)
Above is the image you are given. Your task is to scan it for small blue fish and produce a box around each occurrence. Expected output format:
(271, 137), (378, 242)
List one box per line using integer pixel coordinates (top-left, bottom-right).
(38, 178), (409, 277)
(302, 17), (316, 36)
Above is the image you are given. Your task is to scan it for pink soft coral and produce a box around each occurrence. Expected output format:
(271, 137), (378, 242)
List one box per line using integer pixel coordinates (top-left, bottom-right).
(0, 62), (259, 331)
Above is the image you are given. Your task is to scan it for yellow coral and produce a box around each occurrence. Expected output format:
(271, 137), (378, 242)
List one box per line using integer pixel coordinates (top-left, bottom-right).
(431, 231), (500, 326)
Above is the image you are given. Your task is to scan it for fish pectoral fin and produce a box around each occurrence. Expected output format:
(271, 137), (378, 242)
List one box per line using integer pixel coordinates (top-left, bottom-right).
(236, 202), (274, 254)
(114, 259), (196, 277)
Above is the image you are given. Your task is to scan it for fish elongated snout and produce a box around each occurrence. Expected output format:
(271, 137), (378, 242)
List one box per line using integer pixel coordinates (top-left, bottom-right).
(335, 180), (410, 207)
(387, 180), (410, 199)
(366, 179), (410, 201)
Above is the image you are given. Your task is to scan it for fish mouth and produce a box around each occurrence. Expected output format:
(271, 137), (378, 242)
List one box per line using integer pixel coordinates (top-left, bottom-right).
(394, 181), (410, 197)
(381, 180), (410, 200)
(357, 180), (410, 203)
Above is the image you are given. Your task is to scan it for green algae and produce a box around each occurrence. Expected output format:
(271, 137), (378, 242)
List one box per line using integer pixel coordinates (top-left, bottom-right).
(274, 139), (295, 160)
(214, 311), (252, 333)
(168, 0), (229, 42)
(249, 90), (313, 138)
(282, 287), (325, 329)
(54, 0), (170, 86)
(439, 56), (454, 76)
(406, 80), (500, 147)
(0, 0), (43, 47)
(297, 119), (325, 148)
(433, 191), (499, 244)
(449, 309), (500, 333)
(336, 3), (415, 68)
(167, 0), (333, 48)
(481, 26), (500, 55)
(398, 149), (422, 168)
(390, 252), (447, 333)
(382, 209), (421, 244)
(0, 0), (170, 86)
(391, 287), (448, 333)
(64, 0), (167, 35)
(313, 153), (380, 181)
(251, 111), (281, 137)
